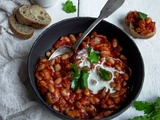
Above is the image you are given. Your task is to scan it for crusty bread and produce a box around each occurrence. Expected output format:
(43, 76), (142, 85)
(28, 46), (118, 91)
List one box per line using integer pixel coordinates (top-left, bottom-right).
(15, 4), (51, 29)
(124, 11), (132, 26)
(125, 11), (156, 39)
(129, 22), (156, 39)
(9, 8), (34, 39)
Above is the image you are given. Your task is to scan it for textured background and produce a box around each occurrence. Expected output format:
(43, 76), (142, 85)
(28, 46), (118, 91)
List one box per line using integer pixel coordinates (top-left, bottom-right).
(0, 0), (160, 120)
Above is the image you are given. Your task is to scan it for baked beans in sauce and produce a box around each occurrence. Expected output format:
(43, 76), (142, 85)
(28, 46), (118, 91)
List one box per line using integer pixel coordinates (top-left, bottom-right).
(127, 11), (155, 36)
(35, 32), (132, 119)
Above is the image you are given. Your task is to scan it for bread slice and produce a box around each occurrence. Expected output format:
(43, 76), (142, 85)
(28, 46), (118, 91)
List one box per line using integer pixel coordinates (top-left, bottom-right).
(9, 8), (34, 39)
(129, 22), (156, 39)
(15, 4), (51, 29)
(124, 11), (132, 26)
(125, 11), (156, 39)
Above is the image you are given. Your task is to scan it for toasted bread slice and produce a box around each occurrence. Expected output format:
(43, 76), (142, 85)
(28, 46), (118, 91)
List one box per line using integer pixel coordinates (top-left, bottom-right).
(9, 8), (34, 39)
(129, 22), (156, 39)
(125, 11), (156, 39)
(15, 4), (51, 29)
(124, 11), (132, 26)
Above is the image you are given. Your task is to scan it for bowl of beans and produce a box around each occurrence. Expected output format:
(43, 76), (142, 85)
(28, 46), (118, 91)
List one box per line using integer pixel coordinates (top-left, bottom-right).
(28, 17), (144, 120)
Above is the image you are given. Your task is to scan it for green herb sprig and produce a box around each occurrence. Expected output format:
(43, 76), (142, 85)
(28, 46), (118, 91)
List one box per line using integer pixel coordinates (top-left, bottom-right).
(71, 64), (89, 91)
(129, 97), (160, 120)
(70, 64), (81, 91)
(139, 12), (148, 20)
(87, 46), (100, 63)
(63, 0), (76, 13)
(80, 70), (89, 90)
(99, 68), (112, 81)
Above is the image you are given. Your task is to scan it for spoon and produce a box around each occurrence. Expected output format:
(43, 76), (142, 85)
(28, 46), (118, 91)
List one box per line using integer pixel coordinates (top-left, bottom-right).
(49, 0), (125, 60)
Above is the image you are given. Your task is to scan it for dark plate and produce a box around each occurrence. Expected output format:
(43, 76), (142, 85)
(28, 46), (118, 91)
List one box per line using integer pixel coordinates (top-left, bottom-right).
(28, 17), (144, 120)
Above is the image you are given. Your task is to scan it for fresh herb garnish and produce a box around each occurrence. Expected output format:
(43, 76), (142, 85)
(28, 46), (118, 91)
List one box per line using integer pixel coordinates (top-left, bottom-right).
(139, 12), (148, 20)
(87, 46), (100, 63)
(63, 0), (76, 13)
(71, 64), (81, 91)
(99, 68), (112, 81)
(129, 97), (160, 120)
(71, 64), (89, 91)
(80, 70), (89, 90)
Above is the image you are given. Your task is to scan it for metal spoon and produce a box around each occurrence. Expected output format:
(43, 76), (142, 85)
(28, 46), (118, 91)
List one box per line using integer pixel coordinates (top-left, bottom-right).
(49, 0), (125, 60)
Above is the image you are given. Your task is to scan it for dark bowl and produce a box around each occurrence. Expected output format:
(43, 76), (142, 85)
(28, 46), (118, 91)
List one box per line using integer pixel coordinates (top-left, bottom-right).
(27, 17), (144, 120)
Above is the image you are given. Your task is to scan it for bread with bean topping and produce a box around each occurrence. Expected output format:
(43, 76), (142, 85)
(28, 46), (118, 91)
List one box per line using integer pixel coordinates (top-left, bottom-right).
(9, 8), (34, 39)
(15, 4), (51, 29)
(125, 11), (156, 39)
(129, 22), (156, 39)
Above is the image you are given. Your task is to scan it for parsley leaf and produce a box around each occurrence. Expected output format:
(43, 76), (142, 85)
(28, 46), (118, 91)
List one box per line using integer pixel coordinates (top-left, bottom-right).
(155, 97), (160, 107)
(63, 0), (76, 13)
(71, 64), (81, 91)
(139, 12), (148, 20)
(99, 68), (112, 81)
(133, 101), (155, 114)
(87, 46), (100, 63)
(80, 70), (89, 90)
(129, 97), (160, 120)
(71, 64), (89, 91)
(148, 108), (160, 118)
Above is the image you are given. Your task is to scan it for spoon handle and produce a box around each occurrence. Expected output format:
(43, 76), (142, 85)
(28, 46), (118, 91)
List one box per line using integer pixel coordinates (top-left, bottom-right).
(72, 0), (125, 52)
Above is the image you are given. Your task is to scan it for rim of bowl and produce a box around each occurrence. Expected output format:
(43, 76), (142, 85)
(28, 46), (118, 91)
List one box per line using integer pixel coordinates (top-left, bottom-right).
(27, 17), (145, 120)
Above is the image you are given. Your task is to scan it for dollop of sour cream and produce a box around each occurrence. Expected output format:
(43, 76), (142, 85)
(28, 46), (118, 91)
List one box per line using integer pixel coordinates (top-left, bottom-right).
(76, 48), (124, 94)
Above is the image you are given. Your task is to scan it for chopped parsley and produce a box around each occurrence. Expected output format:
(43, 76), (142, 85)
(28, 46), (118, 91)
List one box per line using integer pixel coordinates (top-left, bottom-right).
(99, 68), (112, 81)
(71, 64), (89, 91)
(87, 46), (100, 63)
(80, 70), (89, 90)
(129, 97), (160, 120)
(63, 0), (76, 13)
(71, 64), (81, 91)
(139, 12), (148, 20)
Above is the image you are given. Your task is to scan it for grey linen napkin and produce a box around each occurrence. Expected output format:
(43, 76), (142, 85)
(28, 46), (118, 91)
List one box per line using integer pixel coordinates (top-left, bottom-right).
(0, 0), (43, 120)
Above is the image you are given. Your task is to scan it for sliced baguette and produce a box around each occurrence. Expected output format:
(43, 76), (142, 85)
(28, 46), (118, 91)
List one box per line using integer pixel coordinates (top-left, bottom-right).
(9, 8), (34, 39)
(125, 11), (156, 39)
(129, 22), (156, 39)
(15, 4), (51, 29)
(124, 11), (132, 26)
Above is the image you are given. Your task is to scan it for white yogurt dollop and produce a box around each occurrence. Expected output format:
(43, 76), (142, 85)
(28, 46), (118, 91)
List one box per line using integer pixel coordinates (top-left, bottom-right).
(76, 48), (124, 94)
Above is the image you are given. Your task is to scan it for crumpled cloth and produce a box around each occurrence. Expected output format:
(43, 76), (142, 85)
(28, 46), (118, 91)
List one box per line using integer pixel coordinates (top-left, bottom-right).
(0, 0), (42, 120)
(0, 0), (60, 120)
